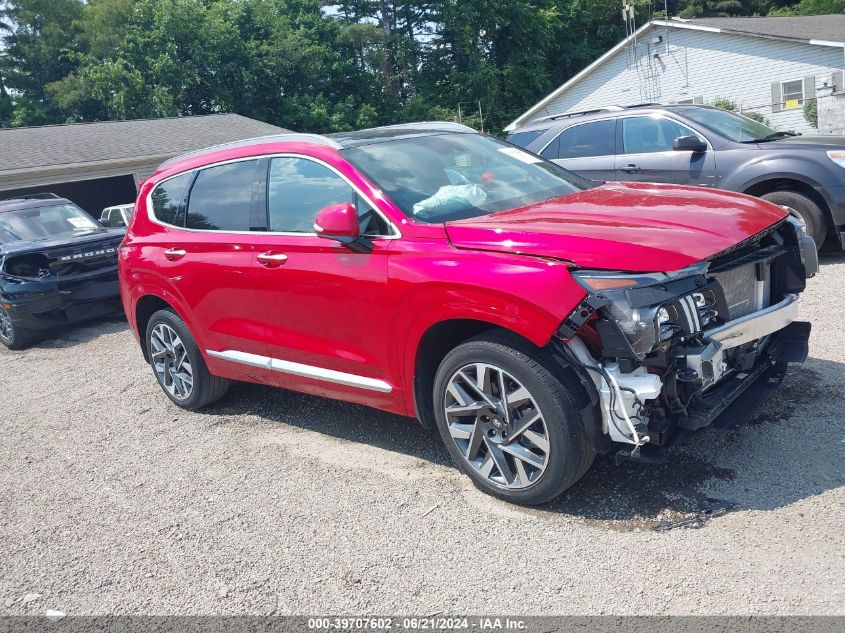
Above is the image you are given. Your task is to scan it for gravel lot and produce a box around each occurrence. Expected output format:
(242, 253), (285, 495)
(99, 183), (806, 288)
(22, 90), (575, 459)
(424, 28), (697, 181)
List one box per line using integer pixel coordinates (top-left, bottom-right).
(1, 254), (844, 616)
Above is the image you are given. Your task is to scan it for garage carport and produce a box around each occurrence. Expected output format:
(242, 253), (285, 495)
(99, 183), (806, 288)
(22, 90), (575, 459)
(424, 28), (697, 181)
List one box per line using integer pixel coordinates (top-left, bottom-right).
(0, 114), (286, 217)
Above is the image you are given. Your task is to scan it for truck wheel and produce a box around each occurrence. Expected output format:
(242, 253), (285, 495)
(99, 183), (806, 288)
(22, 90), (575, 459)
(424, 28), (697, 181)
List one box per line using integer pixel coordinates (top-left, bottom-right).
(145, 309), (229, 409)
(761, 190), (826, 248)
(0, 306), (34, 350)
(433, 331), (594, 505)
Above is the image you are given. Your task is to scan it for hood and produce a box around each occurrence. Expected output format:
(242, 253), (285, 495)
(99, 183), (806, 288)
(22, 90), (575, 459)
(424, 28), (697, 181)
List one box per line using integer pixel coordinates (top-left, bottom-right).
(762, 134), (845, 150)
(444, 182), (786, 272)
(0, 228), (125, 256)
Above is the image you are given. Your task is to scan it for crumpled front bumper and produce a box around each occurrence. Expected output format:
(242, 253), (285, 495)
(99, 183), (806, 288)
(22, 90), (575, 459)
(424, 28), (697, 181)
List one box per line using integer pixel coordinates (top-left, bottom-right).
(1, 267), (121, 331)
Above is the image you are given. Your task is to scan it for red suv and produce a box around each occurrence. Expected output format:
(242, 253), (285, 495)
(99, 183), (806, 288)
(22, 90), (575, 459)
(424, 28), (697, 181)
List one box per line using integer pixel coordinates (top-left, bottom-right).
(119, 123), (816, 505)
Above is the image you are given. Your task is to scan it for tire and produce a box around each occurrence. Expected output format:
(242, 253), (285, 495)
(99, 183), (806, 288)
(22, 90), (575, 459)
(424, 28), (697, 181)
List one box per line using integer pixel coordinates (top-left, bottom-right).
(761, 190), (826, 248)
(0, 306), (35, 350)
(145, 309), (229, 409)
(433, 331), (595, 505)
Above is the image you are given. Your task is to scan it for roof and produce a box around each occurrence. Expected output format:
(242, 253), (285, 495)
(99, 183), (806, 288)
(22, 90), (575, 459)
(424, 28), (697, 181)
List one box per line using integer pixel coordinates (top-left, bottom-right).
(159, 133), (339, 169)
(158, 122), (477, 172)
(0, 114), (287, 174)
(0, 195), (71, 213)
(682, 14), (845, 44)
(328, 122), (476, 147)
(506, 15), (845, 131)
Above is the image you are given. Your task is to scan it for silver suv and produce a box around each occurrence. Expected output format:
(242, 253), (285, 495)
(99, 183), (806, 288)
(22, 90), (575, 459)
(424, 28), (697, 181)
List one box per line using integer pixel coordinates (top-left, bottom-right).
(506, 104), (845, 249)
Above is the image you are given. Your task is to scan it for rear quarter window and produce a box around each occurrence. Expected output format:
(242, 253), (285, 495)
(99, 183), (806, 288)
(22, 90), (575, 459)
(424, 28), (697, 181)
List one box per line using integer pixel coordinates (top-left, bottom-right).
(151, 172), (192, 226)
(505, 129), (547, 149)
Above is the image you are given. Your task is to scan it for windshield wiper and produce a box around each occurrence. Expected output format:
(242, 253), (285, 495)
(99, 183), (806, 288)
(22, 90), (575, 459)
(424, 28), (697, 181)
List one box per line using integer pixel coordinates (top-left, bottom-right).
(748, 130), (800, 143)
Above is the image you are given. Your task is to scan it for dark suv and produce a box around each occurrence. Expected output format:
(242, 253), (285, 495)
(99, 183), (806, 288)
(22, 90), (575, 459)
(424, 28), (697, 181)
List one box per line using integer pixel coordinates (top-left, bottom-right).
(506, 104), (845, 248)
(0, 194), (124, 349)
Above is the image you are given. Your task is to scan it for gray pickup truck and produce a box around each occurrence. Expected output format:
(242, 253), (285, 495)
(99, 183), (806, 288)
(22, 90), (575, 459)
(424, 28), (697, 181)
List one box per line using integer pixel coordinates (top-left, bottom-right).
(506, 104), (845, 249)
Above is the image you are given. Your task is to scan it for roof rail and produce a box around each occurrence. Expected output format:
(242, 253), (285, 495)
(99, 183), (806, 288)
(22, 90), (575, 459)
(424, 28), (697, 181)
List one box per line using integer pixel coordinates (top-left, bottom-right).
(526, 106), (625, 125)
(4, 192), (61, 201)
(159, 133), (340, 169)
(622, 102), (664, 109)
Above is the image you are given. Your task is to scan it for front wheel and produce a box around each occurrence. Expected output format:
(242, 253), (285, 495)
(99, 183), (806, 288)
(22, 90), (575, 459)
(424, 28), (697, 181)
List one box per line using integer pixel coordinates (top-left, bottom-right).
(433, 331), (594, 505)
(0, 306), (34, 350)
(761, 190), (826, 248)
(145, 309), (229, 409)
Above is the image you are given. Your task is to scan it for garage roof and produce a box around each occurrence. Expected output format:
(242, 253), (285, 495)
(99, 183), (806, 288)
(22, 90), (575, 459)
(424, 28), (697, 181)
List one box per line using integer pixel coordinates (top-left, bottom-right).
(0, 113), (287, 191)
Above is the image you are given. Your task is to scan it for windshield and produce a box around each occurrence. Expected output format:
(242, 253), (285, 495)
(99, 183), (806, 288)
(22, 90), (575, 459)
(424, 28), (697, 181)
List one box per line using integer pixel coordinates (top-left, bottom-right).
(681, 107), (781, 142)
(342, 133), (590, 223)
(0, 203), (102, 244)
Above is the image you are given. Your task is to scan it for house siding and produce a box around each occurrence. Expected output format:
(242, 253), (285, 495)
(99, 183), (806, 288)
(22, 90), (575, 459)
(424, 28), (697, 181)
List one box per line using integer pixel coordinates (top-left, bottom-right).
(538, 26), (844, 133)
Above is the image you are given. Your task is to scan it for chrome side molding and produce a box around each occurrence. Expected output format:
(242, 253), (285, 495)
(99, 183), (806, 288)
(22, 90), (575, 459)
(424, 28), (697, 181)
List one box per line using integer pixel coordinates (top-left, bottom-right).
(206, 349), (393, 393)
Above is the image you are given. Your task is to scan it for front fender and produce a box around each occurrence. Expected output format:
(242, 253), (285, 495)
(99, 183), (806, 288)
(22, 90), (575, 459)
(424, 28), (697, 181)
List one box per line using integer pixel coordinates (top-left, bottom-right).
(390, 246), (588, 414)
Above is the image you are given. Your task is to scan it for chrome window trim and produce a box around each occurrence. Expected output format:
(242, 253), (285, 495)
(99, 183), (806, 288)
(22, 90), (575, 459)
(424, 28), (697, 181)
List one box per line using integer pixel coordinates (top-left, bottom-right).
(206, 349), (393, 393)
(146, 153), (402, 239)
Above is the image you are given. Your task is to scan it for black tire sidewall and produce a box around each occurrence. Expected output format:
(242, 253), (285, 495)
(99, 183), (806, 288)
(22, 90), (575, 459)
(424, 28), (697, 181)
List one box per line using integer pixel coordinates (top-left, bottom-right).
(761, 190), (825, 247)
(0, 307), (33, 350)
(145, 309), (211, 409)
(433, 334), (589, 505)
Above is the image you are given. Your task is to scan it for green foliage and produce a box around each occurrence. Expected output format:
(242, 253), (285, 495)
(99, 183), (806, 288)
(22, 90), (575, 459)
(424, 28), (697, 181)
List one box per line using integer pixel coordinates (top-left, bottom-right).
(0, 0), (839, 131)
(803, 98), (818, 128)
(710, 97), (738, 112)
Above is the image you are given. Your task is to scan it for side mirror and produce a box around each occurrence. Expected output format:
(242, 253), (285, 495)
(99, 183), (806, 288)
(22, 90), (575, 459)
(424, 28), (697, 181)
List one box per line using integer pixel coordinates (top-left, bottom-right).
(314, 202), (373, 253)
(673, 135), (707, 153)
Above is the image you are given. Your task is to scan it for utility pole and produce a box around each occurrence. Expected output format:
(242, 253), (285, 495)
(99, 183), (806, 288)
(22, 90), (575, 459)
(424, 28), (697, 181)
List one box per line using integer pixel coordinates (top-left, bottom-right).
(478, 100), (484, 133)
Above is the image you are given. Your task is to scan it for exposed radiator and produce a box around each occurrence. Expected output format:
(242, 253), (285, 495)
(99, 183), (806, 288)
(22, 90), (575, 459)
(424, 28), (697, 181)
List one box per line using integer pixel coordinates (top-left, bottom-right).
(712, 263), (768, 320)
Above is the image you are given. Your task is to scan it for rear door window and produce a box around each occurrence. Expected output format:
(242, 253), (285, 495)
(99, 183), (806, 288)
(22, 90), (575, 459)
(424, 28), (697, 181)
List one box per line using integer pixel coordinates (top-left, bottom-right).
(151, 172), (192, 226)
(186, 160), (258, 231)
(542, 120), (616, 159)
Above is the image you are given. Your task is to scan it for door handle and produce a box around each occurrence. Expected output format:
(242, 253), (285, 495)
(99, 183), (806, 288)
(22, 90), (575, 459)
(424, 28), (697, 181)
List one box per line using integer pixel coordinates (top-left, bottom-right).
(163, 247), (186, 261)
(257, 252), (289, 268)
(620, 164), (641, 173)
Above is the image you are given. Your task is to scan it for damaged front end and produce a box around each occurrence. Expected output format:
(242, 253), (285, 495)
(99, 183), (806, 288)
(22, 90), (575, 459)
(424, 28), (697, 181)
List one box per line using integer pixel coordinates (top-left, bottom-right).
(556, 216), (816, 458)
(0, 238), (124, 333)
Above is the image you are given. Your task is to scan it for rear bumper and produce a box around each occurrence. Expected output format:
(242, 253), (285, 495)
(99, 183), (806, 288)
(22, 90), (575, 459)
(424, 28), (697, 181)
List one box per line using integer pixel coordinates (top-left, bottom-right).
(1, 268), (121, 332)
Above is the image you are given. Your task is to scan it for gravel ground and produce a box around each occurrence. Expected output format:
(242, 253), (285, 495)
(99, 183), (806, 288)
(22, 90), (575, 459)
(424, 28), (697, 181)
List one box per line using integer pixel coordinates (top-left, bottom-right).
(1, 254), (844, 616)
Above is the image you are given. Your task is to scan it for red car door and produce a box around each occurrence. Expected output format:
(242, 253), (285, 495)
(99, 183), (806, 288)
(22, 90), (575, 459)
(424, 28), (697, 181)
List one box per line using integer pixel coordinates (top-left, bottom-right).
(247, 155), (399, 409)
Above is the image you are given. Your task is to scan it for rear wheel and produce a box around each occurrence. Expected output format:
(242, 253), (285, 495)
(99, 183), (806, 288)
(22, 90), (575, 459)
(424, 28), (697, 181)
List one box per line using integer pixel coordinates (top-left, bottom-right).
(433, 331), (594, 505)
(145, 309), (229, 409)
(761, 190), (826, 248)
(0, 306), (34, 350)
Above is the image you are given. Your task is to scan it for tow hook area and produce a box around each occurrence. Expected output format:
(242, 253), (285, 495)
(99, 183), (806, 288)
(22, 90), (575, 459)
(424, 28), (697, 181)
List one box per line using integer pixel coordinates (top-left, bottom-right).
(615, 445), (668, 466)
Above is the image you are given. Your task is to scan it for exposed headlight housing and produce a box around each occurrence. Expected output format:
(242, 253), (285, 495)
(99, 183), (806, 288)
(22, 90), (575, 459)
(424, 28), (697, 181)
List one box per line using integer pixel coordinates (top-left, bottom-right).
(570, 267), (710, 359)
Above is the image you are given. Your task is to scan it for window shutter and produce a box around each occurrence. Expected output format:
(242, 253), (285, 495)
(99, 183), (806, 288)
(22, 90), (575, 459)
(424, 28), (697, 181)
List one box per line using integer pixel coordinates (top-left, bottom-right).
(803, 75), (815, 102)
(833, 71), (845, 94)
(771, 82), (782, 113)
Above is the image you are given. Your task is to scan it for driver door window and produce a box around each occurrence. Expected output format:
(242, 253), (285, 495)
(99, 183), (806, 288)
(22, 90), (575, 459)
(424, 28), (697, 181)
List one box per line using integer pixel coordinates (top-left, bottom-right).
(267, 157), (388, 236)
(621, 117), (703, 154)
(615, 116), (716, 186)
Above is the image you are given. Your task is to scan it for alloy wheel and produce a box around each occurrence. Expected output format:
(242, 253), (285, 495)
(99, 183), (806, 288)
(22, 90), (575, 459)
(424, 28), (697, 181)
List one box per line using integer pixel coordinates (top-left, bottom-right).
(443, 363), (550, 489)
(150, 323), (193, 400)
(0, 307), (12, 344)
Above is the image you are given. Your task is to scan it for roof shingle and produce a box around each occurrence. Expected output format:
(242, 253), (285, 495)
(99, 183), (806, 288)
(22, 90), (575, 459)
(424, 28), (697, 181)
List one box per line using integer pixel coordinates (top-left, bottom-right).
(0, 113), (287, 173)
(681, 14), (845, 44)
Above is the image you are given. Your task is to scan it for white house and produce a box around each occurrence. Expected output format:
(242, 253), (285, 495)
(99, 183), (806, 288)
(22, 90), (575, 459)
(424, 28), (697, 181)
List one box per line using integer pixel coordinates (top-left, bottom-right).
(507, 14), (845, 134)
